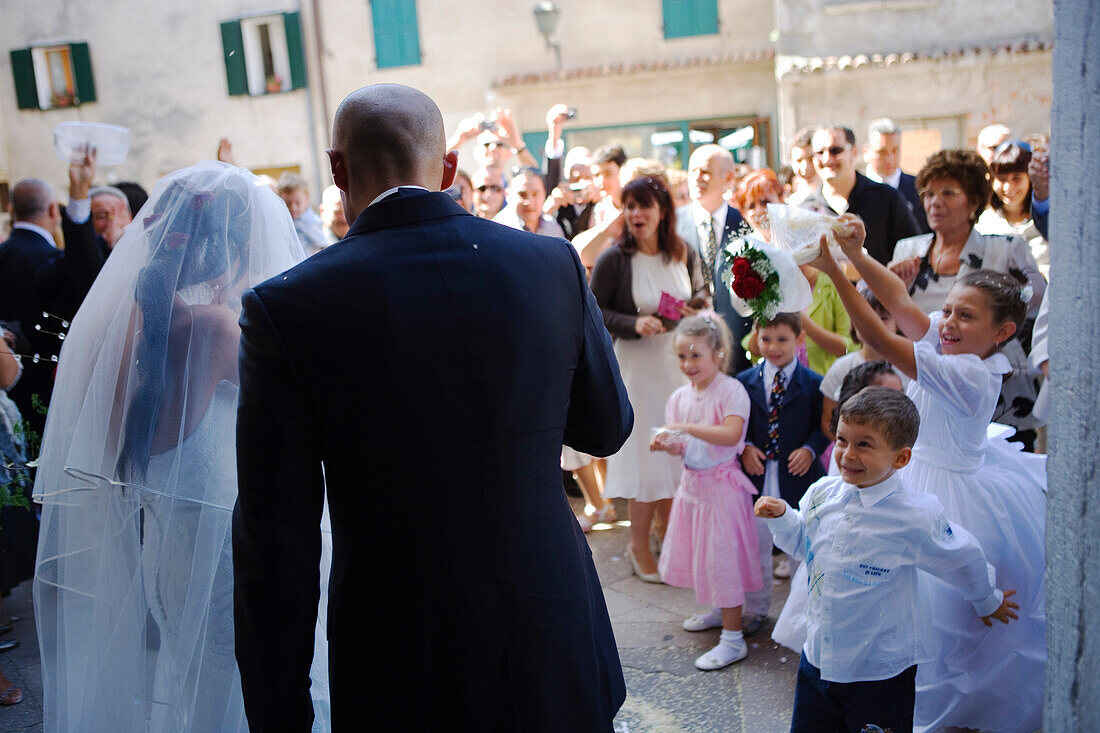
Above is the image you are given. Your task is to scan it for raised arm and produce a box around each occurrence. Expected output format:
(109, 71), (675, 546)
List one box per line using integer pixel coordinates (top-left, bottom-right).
(832, 214), (930, 340)
(811, 227), (920, 380)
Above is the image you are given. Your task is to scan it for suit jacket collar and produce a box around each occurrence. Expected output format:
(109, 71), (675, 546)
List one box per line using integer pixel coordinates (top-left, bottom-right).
(346, 189), (472, 237)
(721, 204), (745, 246)
(10, 222), (56, 248)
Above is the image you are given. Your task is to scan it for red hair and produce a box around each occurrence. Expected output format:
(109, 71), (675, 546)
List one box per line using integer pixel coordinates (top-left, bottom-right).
(735, 169), (784, 212)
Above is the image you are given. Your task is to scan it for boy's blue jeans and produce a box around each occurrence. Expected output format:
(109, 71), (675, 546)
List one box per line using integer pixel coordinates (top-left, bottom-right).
(790, 652), (916, 733)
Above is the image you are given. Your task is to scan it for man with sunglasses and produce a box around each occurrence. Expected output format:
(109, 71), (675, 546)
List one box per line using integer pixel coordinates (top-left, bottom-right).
(471, 166), (506, 219)
(812, 124), (919, 264)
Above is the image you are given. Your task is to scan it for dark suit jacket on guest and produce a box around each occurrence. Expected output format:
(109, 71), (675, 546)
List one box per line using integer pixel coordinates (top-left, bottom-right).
(0, 215), (104, 434)
(736, 361), (829, 507)
(234, 189), (632, 732)
(677, 203), (754, 373)
(829, 172), (920, 265)
(897, 171), (930, 234)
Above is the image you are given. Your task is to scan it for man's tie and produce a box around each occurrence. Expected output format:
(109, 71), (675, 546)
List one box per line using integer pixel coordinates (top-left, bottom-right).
(702, 216), (719, 295)
(765, 369), (786, 461)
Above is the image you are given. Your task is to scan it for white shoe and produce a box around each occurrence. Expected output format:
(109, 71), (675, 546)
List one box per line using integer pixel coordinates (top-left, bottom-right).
(585, 504), (618, 525)
(773, 557), (791, 579)
(682, 611), (723, 632)
(694, 639), (748, 670)
(625, 544), (662, 583)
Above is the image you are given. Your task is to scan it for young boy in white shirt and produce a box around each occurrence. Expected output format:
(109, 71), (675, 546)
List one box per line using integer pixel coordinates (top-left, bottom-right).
(754, 387), (1017, 732)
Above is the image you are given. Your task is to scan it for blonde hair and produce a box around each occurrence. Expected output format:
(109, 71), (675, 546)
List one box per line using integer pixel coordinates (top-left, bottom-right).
(674, 312), (733, 372)
(277, 172), (310, 196)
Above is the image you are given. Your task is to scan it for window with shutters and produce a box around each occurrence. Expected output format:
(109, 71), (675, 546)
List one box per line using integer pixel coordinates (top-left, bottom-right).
(662, 0), (719, 39)
(9, 42), (96, 111)
(371, 0), (421, 69)
(220, 12), (307, 97)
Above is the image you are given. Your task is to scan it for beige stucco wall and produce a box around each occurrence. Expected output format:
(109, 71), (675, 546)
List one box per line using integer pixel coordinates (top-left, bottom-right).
(0, 0), (323, 199)
(491, 61), (778, 163)
(775, 0), (1052, 58)
(777, 49), (1053, 161)
(316, 0), (775, 149)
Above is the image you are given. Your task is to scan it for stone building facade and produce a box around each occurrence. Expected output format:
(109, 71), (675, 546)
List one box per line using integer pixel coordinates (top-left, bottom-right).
(0, 0), (1051, 213)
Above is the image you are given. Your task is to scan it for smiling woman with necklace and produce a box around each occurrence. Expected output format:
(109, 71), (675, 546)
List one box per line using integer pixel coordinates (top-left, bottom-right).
(887, 149), (1047, 449)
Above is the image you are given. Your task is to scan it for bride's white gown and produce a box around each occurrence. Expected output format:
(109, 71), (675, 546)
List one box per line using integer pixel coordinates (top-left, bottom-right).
(38, 381), (332, 731)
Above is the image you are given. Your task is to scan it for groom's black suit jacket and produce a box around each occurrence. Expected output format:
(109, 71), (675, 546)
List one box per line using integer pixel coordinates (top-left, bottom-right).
(234, 189), (632, 731)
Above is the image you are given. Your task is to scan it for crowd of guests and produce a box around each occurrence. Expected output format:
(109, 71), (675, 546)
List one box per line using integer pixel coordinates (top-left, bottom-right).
(444, 103), (1050, 730)
(0, 97), (1053, 728)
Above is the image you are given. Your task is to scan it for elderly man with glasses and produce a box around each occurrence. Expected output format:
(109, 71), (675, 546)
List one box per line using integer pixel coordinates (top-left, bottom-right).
(811, 123), (920, 264)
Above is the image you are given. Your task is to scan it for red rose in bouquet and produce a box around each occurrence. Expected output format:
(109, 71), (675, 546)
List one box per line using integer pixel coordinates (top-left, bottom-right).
(733, 274), (766, 300)
(731, 257), (753, 280)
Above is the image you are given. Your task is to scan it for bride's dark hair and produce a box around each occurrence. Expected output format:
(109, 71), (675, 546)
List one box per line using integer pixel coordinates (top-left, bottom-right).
(116, 173), (251, 482)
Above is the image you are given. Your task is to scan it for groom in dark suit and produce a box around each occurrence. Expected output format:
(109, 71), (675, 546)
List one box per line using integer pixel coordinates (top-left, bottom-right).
(234, 84), (633, 732)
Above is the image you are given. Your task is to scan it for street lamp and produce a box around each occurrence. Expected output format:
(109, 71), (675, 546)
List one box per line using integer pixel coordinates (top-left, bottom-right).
(533, 1), (562, 69)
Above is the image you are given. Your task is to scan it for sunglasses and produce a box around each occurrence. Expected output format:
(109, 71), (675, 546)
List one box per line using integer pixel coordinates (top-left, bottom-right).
(476, 184), (503, 193)
(813, 145), (850, 159)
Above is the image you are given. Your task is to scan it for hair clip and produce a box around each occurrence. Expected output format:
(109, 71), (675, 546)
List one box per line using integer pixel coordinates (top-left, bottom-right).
(1019, 284), (1034, 303)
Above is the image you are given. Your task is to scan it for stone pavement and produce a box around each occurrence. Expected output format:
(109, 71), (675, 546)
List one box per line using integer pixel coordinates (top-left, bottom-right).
(0, 496), (797, 733)
(0, 581), (43, 732)
(582, 497), (798, 733)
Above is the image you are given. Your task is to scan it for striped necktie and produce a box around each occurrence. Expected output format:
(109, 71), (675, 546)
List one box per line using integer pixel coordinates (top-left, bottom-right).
(765, 369), (786, 460)
(702, 216), (719, 294)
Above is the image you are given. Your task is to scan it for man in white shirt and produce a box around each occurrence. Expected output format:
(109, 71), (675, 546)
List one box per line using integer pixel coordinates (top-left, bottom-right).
(756, 388), (1016, 732)
(863, 118), (929, 233)
(493, 168), (565, 237)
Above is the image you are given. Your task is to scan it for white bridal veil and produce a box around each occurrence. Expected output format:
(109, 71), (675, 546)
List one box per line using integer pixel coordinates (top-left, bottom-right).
(32, 161), (331, 731)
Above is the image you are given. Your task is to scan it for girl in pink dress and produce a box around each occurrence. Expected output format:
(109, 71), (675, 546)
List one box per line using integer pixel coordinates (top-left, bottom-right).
(650, 313), (763, 671)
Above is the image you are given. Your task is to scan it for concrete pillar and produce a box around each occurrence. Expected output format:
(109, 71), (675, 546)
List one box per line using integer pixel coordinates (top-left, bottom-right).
(1046, 1), (1100, 729)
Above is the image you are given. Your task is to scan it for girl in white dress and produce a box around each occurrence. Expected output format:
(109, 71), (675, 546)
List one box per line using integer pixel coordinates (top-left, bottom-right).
(807, 215), (1045, 732)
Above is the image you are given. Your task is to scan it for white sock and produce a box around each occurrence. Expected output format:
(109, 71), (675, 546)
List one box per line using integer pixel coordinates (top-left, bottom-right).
(695, 629), (747, 670)
(720, 629), (744, 645)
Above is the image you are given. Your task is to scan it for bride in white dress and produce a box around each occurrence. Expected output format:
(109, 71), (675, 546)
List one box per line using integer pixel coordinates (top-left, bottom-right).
(32, 161), (332, 731)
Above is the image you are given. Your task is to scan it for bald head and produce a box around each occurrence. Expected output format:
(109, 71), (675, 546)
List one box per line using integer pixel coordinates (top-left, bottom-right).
(11, 179), (57, 222)
(330, 84), (453, 221)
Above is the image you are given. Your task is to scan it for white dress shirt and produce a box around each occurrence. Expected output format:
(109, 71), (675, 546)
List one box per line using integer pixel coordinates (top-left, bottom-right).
(866, 168), (902, 189)
(11, 222), (58, 247)
(761, 358), (803, 499)
(766, 473), (1002, 683)
(368, 185), (429, 208)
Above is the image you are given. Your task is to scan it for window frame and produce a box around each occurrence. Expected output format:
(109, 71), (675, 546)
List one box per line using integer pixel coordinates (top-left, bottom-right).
(9, 42), (95, 111)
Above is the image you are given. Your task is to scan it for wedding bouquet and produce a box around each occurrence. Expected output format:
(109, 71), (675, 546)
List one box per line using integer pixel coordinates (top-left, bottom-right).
(721, 235), (812, 325)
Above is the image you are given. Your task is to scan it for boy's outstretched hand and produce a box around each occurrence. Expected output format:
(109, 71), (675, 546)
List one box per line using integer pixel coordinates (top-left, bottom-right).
(981, 589), (1019, 627)
(754, 496), (786, 518)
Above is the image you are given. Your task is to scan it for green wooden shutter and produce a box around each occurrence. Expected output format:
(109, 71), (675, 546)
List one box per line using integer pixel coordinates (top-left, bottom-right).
(9, 49), (39, 110)
(283, 12), (307, 90)
(70, 42), (96, 104)
(220, 20), (249, 96)
(372, 0), (421, 69)
(663, 0), (718, 38)
(523, 131), (548, 167)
